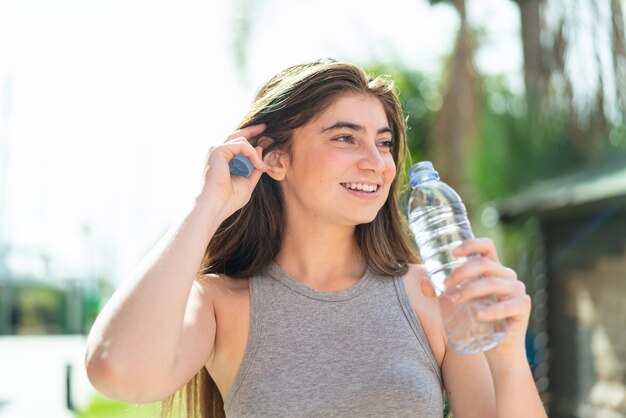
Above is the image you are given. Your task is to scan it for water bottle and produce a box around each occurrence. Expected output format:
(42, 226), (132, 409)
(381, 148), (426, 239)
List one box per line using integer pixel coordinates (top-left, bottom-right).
(407, 161), (507, 354)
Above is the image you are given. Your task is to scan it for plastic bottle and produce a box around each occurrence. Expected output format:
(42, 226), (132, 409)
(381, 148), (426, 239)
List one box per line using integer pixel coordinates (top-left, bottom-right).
(407, 161), (507, 354)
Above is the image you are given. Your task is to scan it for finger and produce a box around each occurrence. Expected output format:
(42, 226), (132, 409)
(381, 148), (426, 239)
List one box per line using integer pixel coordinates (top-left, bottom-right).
(227, 123), (266, 141)
(476, 294), (532, 321)
(452, 238), (500, 263)
(245, 151), (266, 185)
(443, 257), (517, 289)
(446, 276), (526, 305)
(224, 136), (254, 145)
(252, 146), (267, 174)
(203, 146), (216, 164)
(235, 144), (267, 172)
(216, 140), (267, 172)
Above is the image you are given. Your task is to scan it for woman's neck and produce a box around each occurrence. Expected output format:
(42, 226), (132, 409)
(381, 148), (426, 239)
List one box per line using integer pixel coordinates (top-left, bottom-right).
(274, 221), (367, 291)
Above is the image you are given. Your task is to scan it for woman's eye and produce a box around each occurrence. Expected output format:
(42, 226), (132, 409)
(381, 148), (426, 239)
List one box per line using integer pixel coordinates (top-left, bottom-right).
(379, 139), (395, 149)
(334, 134), (355, 143)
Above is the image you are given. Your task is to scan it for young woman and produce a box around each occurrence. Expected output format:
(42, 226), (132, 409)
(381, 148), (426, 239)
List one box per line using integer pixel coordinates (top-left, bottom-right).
(85, 60), (547, 418)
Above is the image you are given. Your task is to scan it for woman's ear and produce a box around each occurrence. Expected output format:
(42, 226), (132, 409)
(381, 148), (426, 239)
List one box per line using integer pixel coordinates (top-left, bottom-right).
(263, 149), (289, 181)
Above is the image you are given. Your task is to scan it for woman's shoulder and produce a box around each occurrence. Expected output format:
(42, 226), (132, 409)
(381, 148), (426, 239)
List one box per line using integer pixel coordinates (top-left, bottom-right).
(401, 263), (446, 366)
(197, 272), (249, 289)
(195, 273), (250, 304)
(400, 263), (430, 292)
(403, 262), (428, 280)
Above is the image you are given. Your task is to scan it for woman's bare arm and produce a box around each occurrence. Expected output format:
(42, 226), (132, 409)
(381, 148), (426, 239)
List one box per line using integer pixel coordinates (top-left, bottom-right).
(84, 124), (268, 403)
(84, 197), (224, 403)
(440, 239), (547, 417)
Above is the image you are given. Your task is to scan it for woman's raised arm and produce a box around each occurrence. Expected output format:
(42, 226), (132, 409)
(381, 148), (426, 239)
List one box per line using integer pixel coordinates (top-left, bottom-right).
(84, 124), (267, 403)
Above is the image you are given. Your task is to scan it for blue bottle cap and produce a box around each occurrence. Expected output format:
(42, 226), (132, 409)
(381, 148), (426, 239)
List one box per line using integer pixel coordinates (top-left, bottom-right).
(408, 160), (440, 187)
(229, 154), (254, 177)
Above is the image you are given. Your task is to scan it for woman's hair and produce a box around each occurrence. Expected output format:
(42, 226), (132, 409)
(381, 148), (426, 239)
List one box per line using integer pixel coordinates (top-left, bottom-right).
(160, 59), (419, 418)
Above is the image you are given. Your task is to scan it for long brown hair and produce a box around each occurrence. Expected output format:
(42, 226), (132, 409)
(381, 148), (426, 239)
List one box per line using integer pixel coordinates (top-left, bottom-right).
(161, 59), (419, 418)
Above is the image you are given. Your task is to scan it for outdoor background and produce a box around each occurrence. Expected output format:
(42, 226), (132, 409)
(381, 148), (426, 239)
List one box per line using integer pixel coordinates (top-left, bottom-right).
(1, 0), (625, 417)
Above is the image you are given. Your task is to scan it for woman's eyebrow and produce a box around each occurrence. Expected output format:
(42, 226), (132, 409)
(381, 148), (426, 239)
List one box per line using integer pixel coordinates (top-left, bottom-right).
(320, 121), (392, 135)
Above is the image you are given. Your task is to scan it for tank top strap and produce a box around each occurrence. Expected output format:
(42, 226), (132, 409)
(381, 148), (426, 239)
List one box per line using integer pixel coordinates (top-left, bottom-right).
(392, 275), (442, 387)
(223, 271), (265, 410)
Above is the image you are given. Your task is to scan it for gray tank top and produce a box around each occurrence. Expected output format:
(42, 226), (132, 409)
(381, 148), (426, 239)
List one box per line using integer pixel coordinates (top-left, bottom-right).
(224, 262), (444, 418)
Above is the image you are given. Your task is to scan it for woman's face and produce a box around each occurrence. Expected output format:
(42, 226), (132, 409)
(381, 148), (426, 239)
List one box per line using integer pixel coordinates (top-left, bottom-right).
(279, 92), (397, 227)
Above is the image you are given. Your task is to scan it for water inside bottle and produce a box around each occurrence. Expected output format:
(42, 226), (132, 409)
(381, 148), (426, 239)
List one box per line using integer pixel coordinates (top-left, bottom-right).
(409, 203), (508, 354)
(408, 204), (474, 295)
(438, 293), (508, 354)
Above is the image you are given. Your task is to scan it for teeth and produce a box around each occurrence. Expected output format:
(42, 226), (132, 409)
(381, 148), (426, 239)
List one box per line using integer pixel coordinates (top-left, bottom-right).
(342, 183), (378, 192)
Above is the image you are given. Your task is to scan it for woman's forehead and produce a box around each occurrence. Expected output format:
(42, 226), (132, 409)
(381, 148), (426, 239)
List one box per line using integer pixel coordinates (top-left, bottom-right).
(310, 93), (390, 129)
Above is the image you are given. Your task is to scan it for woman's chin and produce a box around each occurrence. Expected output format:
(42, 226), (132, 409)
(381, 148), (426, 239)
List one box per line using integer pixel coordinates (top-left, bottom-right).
(353, 213), (379, 226)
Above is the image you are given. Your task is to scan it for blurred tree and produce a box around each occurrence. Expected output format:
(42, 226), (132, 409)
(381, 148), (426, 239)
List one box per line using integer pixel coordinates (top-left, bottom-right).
(470, 76), (584, 204)
(427, 0), (626, 193)
(510, 0), (626, 161)
(428, 0), (626, 207)
(427, 0), (481, 202)
(227, 0), (626, 196)
(512, 0), (547, 121)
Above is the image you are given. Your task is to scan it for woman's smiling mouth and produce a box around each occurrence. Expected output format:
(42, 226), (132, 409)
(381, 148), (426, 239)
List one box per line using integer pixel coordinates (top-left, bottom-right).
(340, 182), (380, 193)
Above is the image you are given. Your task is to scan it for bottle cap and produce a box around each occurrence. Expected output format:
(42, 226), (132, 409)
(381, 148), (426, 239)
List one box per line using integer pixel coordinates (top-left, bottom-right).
(229, 154), (254, 177)
(409, 160), (440, 187)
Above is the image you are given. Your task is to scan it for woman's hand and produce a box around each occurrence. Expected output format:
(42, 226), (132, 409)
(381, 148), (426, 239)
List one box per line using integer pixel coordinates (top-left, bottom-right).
(197, 124), (269, 221)
(420, 238), (531, 361)
(427, 239), (547, 417)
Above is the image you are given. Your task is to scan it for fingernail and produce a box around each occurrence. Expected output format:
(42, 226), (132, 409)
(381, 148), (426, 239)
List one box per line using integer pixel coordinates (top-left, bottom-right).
(477, 309), (487, 318)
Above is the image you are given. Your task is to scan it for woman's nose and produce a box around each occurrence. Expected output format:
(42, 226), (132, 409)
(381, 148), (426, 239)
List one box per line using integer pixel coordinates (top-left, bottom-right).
(358, 143), (386, 172)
